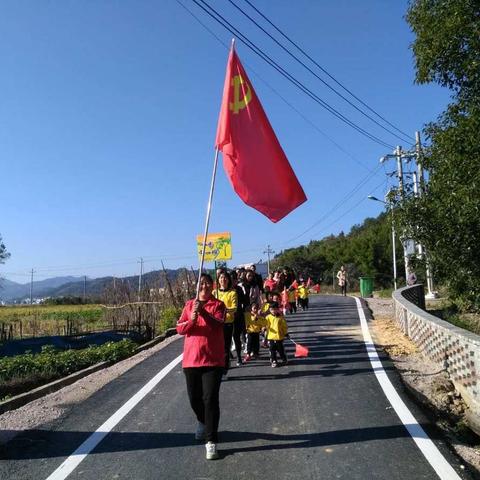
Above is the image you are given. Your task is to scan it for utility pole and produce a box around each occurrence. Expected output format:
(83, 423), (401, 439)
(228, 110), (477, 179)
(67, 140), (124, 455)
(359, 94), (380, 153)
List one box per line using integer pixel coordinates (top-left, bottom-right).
(414, 131), (437, 298)
(30, 269), (35, 305)
(138, 257), (144, 298)
(83, 276), (87, 302)
(380, 147), (411, 284)
(391, 211), (398, 291)
(368, 193), (397, 290)
(395, 146), (412, 282)
(415, 131), (425, 192)
(263, 245), (275, 275)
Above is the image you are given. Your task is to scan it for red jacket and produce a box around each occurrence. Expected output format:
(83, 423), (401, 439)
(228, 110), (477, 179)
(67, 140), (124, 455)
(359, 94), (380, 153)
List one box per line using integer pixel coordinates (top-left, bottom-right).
(176, 297), (226, 368)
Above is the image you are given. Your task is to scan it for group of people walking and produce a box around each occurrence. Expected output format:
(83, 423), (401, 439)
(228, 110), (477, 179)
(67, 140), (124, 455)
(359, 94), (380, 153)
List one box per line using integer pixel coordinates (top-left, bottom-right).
(176, 265), (313, 460)
(176, 264), (353, 460)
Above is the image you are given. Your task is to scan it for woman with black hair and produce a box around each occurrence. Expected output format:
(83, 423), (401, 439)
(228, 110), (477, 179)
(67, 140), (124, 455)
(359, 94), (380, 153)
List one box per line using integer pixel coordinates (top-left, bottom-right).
(176, 273), (226, 460)
(214, 270), (239, 376)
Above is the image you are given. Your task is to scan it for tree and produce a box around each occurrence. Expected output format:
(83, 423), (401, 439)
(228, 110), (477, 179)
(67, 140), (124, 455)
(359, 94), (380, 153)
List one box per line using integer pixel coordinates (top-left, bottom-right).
(0, 234), (10, 265)
(407, 0), (480, 103)
(272, 213), (400, 290)
(402, 0), (480, 311)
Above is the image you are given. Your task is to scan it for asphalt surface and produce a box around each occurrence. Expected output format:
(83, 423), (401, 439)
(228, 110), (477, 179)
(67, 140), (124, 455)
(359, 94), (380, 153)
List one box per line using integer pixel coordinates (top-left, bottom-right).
(0, 295), (472, 480)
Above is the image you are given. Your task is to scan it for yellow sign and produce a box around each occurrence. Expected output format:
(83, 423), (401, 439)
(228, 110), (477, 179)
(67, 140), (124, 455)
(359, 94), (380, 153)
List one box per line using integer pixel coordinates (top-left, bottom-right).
(229, 75), (252, 114)
(196, 232), (232, 261)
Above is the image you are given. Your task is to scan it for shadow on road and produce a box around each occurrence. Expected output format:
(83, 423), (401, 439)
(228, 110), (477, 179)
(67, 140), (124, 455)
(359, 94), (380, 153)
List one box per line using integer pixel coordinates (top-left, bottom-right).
(0, 423), (437, 460)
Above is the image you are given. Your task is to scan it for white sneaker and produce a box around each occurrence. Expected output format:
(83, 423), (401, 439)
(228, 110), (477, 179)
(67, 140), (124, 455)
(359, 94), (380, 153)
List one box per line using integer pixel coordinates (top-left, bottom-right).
(195, 422), (206, 441)
(205, 441), (219, 460)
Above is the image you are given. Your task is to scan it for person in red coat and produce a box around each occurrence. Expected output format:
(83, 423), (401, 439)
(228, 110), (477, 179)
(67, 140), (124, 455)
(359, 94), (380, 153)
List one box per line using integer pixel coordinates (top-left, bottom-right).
(176, 273), (226, 460)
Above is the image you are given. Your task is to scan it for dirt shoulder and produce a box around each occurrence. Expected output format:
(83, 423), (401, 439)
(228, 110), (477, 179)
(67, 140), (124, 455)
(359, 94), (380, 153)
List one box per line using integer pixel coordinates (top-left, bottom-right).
(366, 298), (480, 477)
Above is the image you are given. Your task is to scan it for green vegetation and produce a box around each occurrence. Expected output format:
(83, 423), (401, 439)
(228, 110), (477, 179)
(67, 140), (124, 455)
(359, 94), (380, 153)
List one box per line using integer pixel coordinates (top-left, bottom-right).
(427, 300), (480, 335)
(0, 339), (138, 399)
(374, 289), (395, 299)
(0, 305), (105, 339)
(274, 2), (480, 315)
(273, 213), (401, 291)
(158, 306), (182, 332)
(0, 233), (9, 265)
(0, 302), (181, 341)
(0, 304), (104, 321)
(43, 296), (101, 306)
(397, 0), (480, 312)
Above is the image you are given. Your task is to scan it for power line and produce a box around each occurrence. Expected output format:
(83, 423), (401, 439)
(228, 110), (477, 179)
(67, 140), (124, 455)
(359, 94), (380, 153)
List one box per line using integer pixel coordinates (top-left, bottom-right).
(283, 164), (384, 245)
(307, 177), (387, 240)
(176, 0), (374, 173)
(228, 0), (412, 144)
(241, 0), (413, 142)
(191, 0), (395, 149)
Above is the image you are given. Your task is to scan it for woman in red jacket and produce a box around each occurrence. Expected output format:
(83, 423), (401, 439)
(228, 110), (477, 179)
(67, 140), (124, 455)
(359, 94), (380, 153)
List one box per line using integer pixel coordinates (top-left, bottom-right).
(176, 273), (225, 460)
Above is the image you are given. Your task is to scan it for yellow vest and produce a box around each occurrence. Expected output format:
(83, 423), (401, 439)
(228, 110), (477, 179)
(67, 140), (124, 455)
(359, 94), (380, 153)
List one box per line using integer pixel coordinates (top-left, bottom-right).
(214, 289), (237, 324)
(297, 285), (309, 299)
(265, 313), (288, 340)
(245, 312), (266, 333)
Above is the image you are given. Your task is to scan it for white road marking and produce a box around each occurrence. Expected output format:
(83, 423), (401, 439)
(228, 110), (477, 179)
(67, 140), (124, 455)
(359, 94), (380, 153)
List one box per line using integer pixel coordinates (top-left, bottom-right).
(45, 354), (183, 480)
(355, 297), (461, 480)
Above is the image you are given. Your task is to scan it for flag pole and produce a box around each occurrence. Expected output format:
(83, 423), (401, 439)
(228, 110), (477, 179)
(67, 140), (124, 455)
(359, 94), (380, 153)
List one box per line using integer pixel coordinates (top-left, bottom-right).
(196, 148), (220, 298)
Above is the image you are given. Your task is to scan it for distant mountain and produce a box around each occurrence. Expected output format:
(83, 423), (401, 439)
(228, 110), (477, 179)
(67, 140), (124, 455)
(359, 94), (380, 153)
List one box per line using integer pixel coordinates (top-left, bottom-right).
(47, 270), (181, 298)
(0, 276), (82, 302)
(0, 270), (184, 302)
(0, 263), (267, 303)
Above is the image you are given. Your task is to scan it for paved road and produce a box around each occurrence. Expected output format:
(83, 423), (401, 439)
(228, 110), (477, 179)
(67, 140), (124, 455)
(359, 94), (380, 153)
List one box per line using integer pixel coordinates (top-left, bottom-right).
(0, 295), (471, 479)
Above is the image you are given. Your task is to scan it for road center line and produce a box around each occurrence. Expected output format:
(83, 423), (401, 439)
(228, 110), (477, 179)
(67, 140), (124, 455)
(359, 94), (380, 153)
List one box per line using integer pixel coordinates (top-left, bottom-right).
(45, 353), (183, 480)
(354, 297), (461, 480)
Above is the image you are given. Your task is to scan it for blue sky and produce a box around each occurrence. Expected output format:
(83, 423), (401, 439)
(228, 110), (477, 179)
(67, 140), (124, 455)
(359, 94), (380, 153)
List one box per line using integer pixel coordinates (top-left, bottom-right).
(1, 0), (450, 282)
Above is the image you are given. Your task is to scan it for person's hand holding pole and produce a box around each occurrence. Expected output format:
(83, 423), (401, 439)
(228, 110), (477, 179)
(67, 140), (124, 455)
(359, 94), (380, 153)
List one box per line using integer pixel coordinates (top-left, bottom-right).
(191, 300), (201, 324)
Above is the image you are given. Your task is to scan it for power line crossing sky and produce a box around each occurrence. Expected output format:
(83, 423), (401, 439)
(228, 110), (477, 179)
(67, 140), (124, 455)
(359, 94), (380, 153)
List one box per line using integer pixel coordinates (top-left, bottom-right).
(1, 0), (450, 282)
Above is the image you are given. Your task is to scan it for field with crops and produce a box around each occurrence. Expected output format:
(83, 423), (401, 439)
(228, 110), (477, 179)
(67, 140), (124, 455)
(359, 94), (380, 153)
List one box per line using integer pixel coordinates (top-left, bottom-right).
(0, 304), (104, 321)
(0, 302), (182, 342)
(0, 304), (105, 340)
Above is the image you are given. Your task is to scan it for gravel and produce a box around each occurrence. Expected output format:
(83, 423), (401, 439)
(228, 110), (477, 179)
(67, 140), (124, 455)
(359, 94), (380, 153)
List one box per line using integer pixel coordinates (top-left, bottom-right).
(366, 298), (480, 476)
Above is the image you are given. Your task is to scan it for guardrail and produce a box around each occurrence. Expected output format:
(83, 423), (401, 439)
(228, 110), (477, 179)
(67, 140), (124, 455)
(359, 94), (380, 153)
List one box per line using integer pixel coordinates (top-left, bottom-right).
(392, 284), (480, 435)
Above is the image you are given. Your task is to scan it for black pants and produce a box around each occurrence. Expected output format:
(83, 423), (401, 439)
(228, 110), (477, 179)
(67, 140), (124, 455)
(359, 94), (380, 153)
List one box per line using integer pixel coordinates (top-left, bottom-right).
(269, 340), (287, 363)
(299, 298), (309, 310)
(246, 332), (260, 355)
(289, 301), (297, 313)
(223, 323), (234, 372)
(184, 367), (223, 443)
(233, 314), (245, 361)
(341, 284), (347, 296)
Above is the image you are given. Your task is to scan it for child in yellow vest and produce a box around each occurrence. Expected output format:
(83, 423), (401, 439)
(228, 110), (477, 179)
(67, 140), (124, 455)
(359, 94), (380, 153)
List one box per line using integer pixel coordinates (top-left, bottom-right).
(264, 302), (288, 367)
(297, 281), (309, 311)
(244, 303), (266, 359)
(287, 286), (297, 313)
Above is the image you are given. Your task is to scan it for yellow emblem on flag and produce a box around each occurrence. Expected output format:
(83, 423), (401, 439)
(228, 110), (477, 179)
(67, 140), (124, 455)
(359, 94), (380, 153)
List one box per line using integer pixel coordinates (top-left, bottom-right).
(229, 75), (251, 114)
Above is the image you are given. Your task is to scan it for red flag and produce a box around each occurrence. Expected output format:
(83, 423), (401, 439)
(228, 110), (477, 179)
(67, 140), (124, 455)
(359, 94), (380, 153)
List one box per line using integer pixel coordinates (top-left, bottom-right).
(215, 47), (307, 223)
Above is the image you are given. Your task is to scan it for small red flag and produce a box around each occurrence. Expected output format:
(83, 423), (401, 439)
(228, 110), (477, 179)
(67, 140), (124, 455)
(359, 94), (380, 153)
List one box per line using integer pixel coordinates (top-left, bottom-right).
(294, 342), (309, 358)
(215, 47), (307, 223)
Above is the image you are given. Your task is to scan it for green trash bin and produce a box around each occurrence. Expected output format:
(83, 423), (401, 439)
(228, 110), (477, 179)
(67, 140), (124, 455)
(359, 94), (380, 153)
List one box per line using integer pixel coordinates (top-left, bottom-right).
(359, 277), (374, 298)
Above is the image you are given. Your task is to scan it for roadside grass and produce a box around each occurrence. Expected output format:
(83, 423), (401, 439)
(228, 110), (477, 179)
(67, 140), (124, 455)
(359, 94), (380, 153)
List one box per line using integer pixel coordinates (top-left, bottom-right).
(427, 300), (480, 335)
(373, 288), (394, 298)
(370, 291), (480, 335)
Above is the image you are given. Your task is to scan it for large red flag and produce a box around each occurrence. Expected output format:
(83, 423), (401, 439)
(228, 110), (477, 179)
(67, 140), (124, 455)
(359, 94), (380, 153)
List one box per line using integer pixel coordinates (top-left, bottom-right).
(215, 47), (307, 223)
